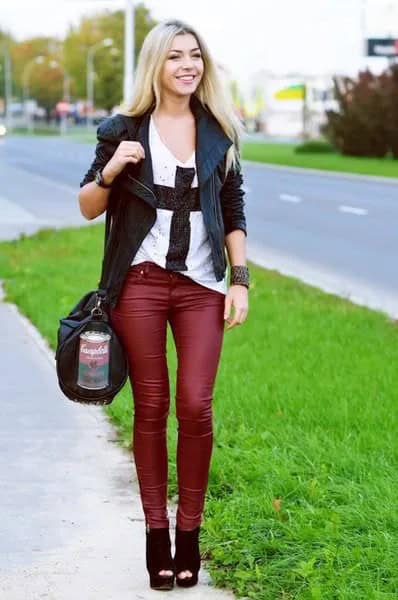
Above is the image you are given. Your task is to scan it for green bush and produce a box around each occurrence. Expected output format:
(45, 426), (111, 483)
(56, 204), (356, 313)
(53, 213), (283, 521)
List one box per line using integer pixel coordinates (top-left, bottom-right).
(324, 66), (398, 159)
(294, 140), (334, 154)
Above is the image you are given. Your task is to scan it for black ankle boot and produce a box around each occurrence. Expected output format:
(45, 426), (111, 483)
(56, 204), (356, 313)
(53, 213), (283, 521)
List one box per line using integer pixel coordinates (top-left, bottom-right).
(145, 525), (175, 591)
(174, 525), (201, 587)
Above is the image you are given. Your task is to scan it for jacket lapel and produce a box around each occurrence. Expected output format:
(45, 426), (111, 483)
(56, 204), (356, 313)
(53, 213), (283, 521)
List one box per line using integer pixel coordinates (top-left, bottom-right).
(189, 94), (233, 187)
(128, 94), (232, 205)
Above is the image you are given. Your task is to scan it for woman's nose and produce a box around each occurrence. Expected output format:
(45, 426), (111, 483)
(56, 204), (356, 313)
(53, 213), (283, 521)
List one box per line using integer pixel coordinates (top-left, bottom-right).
(181, 57), (195, 69)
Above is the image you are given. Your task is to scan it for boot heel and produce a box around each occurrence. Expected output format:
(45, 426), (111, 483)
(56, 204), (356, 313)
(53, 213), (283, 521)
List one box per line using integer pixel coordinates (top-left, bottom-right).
(145, 526), (175, 591)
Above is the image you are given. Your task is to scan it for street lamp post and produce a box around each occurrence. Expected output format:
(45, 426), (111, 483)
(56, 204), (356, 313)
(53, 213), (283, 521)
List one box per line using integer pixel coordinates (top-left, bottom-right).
(1, 46), (13, 131)
(22, 55), (45, 132)
(86, 37), (113, 129)
(124, 0), (135, 106)
(48, 60), (71, 135)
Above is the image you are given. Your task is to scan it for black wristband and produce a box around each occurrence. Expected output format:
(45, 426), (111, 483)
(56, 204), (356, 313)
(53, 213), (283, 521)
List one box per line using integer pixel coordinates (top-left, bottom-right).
(95, 168), (112, 189)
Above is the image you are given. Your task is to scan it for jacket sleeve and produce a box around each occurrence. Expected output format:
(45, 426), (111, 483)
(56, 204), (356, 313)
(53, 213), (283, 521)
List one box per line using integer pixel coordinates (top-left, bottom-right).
(79, 116), (124, 188)
(219, 156), (247, 237)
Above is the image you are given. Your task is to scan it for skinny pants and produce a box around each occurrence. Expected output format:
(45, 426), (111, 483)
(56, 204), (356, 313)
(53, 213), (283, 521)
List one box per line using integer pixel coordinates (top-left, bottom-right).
(109, 261), (225, 530)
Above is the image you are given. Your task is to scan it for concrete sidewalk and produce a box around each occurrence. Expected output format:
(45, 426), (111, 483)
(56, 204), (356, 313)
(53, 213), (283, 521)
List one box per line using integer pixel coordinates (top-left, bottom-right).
(0, 283), (235, 599)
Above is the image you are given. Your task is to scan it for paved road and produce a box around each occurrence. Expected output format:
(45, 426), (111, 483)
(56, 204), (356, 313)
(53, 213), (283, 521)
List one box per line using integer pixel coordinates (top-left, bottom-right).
(0, 135), (102, 240)
(244, 161), (398, 317)
(0, 134), (397, 316)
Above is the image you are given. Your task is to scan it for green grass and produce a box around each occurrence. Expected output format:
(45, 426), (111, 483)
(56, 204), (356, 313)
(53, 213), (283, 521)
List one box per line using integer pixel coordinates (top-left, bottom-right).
(1, 225), (398, 599)
(66, 131), (99, 143)
(241, 142), (398, 179)
(9, 128), (98, 142)
(11, 126), (60, 136)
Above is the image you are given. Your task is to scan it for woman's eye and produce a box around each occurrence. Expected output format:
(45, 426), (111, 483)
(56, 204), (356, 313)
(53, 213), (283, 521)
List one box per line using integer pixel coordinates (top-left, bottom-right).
(168, 54), (202, 60)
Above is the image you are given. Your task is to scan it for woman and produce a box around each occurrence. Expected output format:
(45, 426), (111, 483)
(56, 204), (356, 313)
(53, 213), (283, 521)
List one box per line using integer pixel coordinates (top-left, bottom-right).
(79, 18), (249, 591)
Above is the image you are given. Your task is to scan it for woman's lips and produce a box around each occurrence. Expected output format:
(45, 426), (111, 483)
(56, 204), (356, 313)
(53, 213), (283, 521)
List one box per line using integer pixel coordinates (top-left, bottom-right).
(176, 75), (196, 84)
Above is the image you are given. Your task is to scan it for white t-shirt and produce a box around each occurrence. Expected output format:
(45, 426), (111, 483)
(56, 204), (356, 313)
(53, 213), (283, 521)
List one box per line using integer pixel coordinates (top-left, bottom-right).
(131, 115), (227, 295)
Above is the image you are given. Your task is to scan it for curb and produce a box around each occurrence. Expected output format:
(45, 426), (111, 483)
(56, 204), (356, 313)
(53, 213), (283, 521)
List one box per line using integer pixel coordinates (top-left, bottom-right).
(0, 282), (56, 368)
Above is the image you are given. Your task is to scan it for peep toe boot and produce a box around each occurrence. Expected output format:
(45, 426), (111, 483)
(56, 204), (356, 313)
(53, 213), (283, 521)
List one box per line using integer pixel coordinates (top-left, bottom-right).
(173, 525), (201, 587)
(145, 525), (175, 591)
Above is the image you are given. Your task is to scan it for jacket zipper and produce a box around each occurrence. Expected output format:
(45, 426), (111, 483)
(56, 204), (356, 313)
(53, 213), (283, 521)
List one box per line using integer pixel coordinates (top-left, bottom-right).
(210, 171), (226, 275)
(127, 173), (158, 203)
(211, 172), (219, 228)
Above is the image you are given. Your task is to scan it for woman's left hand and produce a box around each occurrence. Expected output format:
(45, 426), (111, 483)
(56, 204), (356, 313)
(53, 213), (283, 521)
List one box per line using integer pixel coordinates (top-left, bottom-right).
(224, 285), (249, 330)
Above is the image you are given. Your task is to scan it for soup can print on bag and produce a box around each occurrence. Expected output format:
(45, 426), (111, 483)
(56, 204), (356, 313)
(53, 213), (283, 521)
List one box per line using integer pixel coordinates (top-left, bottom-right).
(77, 331), (111, 390)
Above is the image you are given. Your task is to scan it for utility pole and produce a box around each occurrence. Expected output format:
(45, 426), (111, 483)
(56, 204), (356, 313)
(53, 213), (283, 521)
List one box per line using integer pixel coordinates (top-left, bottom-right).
(301, 81), (309, 141)
(360, 0), (368, 63)
(124, 0), (135, 106)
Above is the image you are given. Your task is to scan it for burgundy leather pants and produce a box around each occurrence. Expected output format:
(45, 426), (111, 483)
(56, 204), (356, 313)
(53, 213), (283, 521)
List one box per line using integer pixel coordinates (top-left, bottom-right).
(109, 261), (225, 530)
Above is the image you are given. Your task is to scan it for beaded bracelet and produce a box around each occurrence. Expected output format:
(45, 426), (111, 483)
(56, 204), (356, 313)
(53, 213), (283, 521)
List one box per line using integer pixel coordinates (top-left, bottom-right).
(229, 265), (250, 289)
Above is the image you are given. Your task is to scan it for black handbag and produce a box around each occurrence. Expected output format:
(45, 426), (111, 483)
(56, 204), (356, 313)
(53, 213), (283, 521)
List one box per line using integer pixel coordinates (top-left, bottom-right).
(55, 205), (129, 406)
(55, 115), (139, 405)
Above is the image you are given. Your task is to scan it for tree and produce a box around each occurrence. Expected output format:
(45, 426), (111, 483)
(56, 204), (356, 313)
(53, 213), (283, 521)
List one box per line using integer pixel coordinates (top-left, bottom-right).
(10, 36), (64, 112)
(63, 3), (157, 111)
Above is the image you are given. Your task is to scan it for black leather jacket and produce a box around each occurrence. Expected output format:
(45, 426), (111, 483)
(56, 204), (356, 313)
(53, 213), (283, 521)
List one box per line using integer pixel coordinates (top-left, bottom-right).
(80, 94), (247, 308)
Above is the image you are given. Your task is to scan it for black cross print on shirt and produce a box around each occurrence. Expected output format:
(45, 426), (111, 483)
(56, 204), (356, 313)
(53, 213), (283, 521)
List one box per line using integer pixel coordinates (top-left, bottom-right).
(154, 166), (201, 271)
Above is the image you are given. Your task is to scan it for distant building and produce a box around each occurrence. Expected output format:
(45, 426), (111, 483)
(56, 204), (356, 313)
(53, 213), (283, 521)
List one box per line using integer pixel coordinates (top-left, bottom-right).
(247, 70), (338, 138)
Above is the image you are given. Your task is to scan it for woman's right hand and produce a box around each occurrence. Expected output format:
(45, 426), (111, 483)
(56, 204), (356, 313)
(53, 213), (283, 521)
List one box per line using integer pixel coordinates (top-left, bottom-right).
(102, 141), (146, 184)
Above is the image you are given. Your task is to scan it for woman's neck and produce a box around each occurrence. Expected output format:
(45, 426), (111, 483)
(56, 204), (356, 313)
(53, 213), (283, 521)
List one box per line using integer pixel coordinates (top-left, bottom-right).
(153, 94), (193, 120)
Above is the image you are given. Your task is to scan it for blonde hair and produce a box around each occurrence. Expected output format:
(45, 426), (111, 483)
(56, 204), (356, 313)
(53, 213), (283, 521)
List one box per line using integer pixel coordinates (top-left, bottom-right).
(120, 18), (244, 175)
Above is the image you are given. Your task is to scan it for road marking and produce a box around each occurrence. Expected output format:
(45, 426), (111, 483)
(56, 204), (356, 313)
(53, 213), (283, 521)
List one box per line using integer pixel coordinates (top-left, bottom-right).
(339, 205), (368, 216)
(279, 193), (302, 203)
(0, 195), (59, 225)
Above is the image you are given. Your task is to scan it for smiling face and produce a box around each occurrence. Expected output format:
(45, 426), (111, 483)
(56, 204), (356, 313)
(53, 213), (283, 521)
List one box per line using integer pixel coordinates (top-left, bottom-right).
(159, 32), (204, 99)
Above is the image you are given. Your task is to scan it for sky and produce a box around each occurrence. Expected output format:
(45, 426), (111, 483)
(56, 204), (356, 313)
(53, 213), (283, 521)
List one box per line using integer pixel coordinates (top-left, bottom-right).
(1, 0), (397, 91)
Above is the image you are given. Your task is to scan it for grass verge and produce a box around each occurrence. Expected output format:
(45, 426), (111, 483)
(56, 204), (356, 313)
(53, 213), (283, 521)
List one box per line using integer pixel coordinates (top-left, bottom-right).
(1, 225), (397, 599)
(242, 142), (398, 179)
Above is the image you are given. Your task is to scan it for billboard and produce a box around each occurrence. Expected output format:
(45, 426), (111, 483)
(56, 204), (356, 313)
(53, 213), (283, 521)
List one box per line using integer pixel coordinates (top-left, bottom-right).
(274, 84), (306, 101)
(367, 38), (398, 57)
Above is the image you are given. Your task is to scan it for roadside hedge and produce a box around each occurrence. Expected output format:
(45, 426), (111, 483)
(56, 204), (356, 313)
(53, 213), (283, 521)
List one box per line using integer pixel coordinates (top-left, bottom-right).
(323, 65), (398, 159)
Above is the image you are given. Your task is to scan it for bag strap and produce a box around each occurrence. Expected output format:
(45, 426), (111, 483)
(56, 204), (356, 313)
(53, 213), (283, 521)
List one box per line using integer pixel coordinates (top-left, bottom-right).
(98, 114), (139, 296)
(104, 208), (111, 254)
